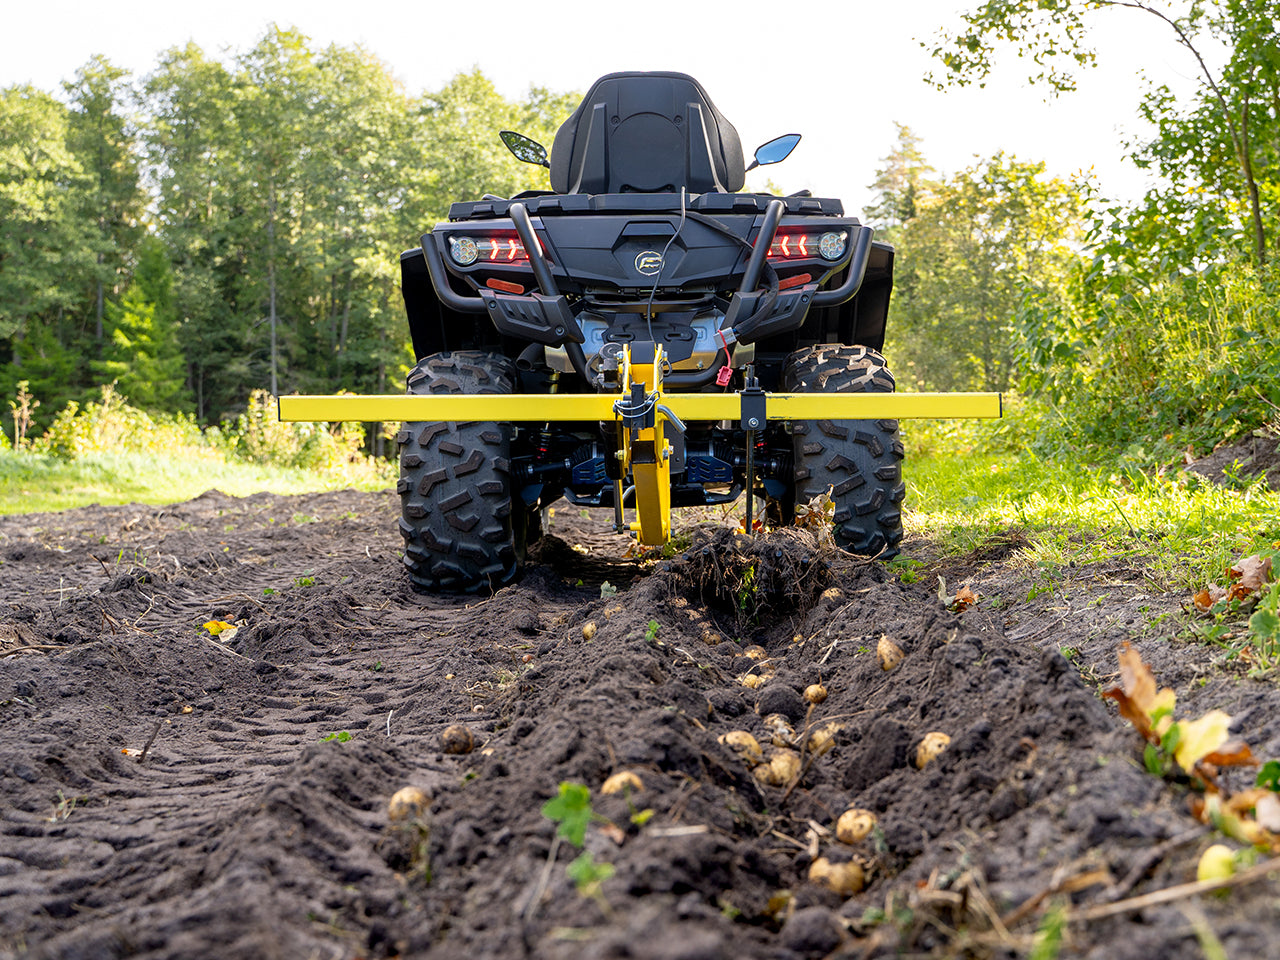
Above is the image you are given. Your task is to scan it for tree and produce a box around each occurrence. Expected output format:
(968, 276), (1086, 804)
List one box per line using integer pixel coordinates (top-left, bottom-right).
(886, 153), (1085, 392)
(63, 56), (146, 341)
(96, 237), (189, 412)
(927, 0), (1280, 266)
(0, 86), (94, 372)
(863, 123), (934, 241)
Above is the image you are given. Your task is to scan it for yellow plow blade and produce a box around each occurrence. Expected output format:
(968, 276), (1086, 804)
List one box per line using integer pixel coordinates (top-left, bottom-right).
(278, 392), (1001, 423)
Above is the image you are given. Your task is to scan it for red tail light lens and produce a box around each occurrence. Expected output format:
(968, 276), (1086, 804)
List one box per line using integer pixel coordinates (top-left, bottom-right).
(449, 235), (529, 265)
(767, 230), (848, 262)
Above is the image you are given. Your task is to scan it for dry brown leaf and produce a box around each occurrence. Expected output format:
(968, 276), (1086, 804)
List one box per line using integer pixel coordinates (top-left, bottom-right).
(950, 586), (978, 612)
(1193, 584), (1226, 613)
(1228, 554), (1274, 594)
(1102, 642), (1176, 742)
(1199, 741), (1257, 770)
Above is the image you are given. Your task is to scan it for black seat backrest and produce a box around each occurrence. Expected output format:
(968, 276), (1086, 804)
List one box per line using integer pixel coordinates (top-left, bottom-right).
(549, 72), (745, 195)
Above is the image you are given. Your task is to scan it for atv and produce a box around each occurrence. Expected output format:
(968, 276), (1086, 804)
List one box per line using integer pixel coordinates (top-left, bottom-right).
(279, 71), (1000, 593)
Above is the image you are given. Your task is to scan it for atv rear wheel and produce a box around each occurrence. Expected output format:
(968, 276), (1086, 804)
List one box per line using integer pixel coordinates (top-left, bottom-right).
(396, 351), (531, 593)
(782, 345), (905, 559)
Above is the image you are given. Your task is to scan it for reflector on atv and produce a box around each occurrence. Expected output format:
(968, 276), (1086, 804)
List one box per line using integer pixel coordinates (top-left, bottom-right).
(281, 71), (1002, 593)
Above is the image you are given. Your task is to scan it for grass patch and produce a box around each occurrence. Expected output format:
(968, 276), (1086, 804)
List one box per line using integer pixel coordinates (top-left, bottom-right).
(0, 449), (392, 515)
(903, 418), (1280, 591)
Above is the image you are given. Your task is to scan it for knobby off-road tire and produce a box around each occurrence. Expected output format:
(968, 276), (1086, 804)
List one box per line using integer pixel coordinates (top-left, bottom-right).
(397, 351), (530, 593)
(783, 344), (905, 560)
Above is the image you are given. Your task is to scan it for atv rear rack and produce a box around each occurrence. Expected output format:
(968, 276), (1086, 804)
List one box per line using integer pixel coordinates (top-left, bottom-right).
(279, 343), (1000, 548)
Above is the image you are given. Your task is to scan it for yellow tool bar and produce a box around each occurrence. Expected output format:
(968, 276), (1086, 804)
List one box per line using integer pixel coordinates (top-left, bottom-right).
(279, 391), (1001, 423)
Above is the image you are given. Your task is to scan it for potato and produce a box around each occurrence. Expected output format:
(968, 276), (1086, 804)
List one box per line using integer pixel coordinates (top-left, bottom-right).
(820, 587), (842, 602)
(1197, 844), (1236, 883)
(762, 713), (796, 747)
(877, 636), (905, 672)
(915, 731), (950, 768)
(804, 683), (828, 704)
(753, 748), (801, 786)
(808, 856), (864, 896)
(441, 724), (476, 755)
(718, 730), (764, 767)
(739, 673), (764, 689)
(602, 771), (644, 795)
(388, 786), (430, 822)
(808, 722), (843, 757)
(743, 644), (768, 660)
(582, 621), (598, 641)
(836, 808), (877, 845)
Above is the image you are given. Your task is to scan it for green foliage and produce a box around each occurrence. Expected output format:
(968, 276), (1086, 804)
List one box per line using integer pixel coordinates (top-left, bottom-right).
(1257, 761), (1280, 791)
(540, 781), (595, 846)
(96, 238), (190, 413)
(322, 731), (352, 742)
(565, 850), (615, 897)
(883, 151), (1085, 392)
(644, 620), (661, 643)
(1248, 580), (1280, 667)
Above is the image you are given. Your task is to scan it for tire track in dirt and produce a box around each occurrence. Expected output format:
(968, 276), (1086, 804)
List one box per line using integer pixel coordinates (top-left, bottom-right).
(1, 491), (1278, 960)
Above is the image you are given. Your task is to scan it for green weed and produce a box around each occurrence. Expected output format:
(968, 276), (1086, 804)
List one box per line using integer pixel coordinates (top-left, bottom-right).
(322, 731), (352, 743)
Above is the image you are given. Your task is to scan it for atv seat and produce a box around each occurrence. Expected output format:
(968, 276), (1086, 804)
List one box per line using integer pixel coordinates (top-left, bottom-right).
(549, 71), (745, 196)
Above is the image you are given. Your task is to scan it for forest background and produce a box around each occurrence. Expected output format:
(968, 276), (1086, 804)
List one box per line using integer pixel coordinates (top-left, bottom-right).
(0, 1), (1277, 472)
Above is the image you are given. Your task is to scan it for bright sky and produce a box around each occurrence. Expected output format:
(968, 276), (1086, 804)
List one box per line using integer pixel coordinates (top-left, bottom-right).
(8, 1), (1207, 214)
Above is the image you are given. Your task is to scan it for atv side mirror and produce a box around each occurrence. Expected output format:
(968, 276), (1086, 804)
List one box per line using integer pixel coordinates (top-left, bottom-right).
(746, 133), (802, 172)
(500, 130), (551, 168)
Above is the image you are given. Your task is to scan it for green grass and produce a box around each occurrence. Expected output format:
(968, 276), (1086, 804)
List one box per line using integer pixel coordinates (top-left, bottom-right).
(903, 421), (1280, 591)
(0, 449), (393, 514)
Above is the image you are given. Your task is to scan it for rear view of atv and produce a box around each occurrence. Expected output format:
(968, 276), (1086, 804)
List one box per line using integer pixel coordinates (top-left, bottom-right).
(280, 71), (1000, 592)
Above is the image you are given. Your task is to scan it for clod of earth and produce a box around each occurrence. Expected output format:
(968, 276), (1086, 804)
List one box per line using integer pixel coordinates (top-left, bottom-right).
(878, 635), (905, 671)
(916, 731), (951, 768)
(718, 730), (764, 766)
(388, 786), (431, 822)
(601, 770), (644, 795)
(836, 808), (877, 844)
(808, 856), (864, 896)
(440, 724), (475, 754)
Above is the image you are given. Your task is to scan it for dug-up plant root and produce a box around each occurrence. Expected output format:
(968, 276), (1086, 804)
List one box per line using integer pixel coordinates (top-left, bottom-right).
(670, 527), (837, 632)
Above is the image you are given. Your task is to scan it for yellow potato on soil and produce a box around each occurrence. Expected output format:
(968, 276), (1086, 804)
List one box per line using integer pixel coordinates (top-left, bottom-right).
(836, 808), (878, 845)
(743, 645), (768, 660)
(582, 621), (598, 641)
(808, 856), (864, 896)
(441, 724), (476, 755)
(718, 730), (764, 767)
(808, 722), (843, 757)
(916, 731), (950, 768)
(804, 684), (828, 704)
(602, 771), (644, 795)
(877, 636), (905, 672)
(1197, 844), (1236, 883)
(388, 786), (430, 822)
(820, 587), (842, 602)
(739, 673), (764, 689)
(753, 748), (801, 786)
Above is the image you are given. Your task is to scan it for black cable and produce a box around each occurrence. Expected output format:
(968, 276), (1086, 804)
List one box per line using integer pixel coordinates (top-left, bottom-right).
(645, 186), (687, 345)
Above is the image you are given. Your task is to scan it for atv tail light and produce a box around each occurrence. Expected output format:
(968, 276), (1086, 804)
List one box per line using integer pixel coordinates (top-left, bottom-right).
(767, 230), (849, 262)
(449, 235), (530, 265)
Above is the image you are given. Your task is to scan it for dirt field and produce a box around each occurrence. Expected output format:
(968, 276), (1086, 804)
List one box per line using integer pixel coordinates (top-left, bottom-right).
(2, 488), (1277, 959)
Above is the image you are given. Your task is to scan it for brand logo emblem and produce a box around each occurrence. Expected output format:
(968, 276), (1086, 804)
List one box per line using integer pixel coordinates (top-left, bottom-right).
(634, 250), (664, 276)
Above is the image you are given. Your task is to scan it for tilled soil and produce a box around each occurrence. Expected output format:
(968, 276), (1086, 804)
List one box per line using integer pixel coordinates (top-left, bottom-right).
(1, 489), (1277, 960)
